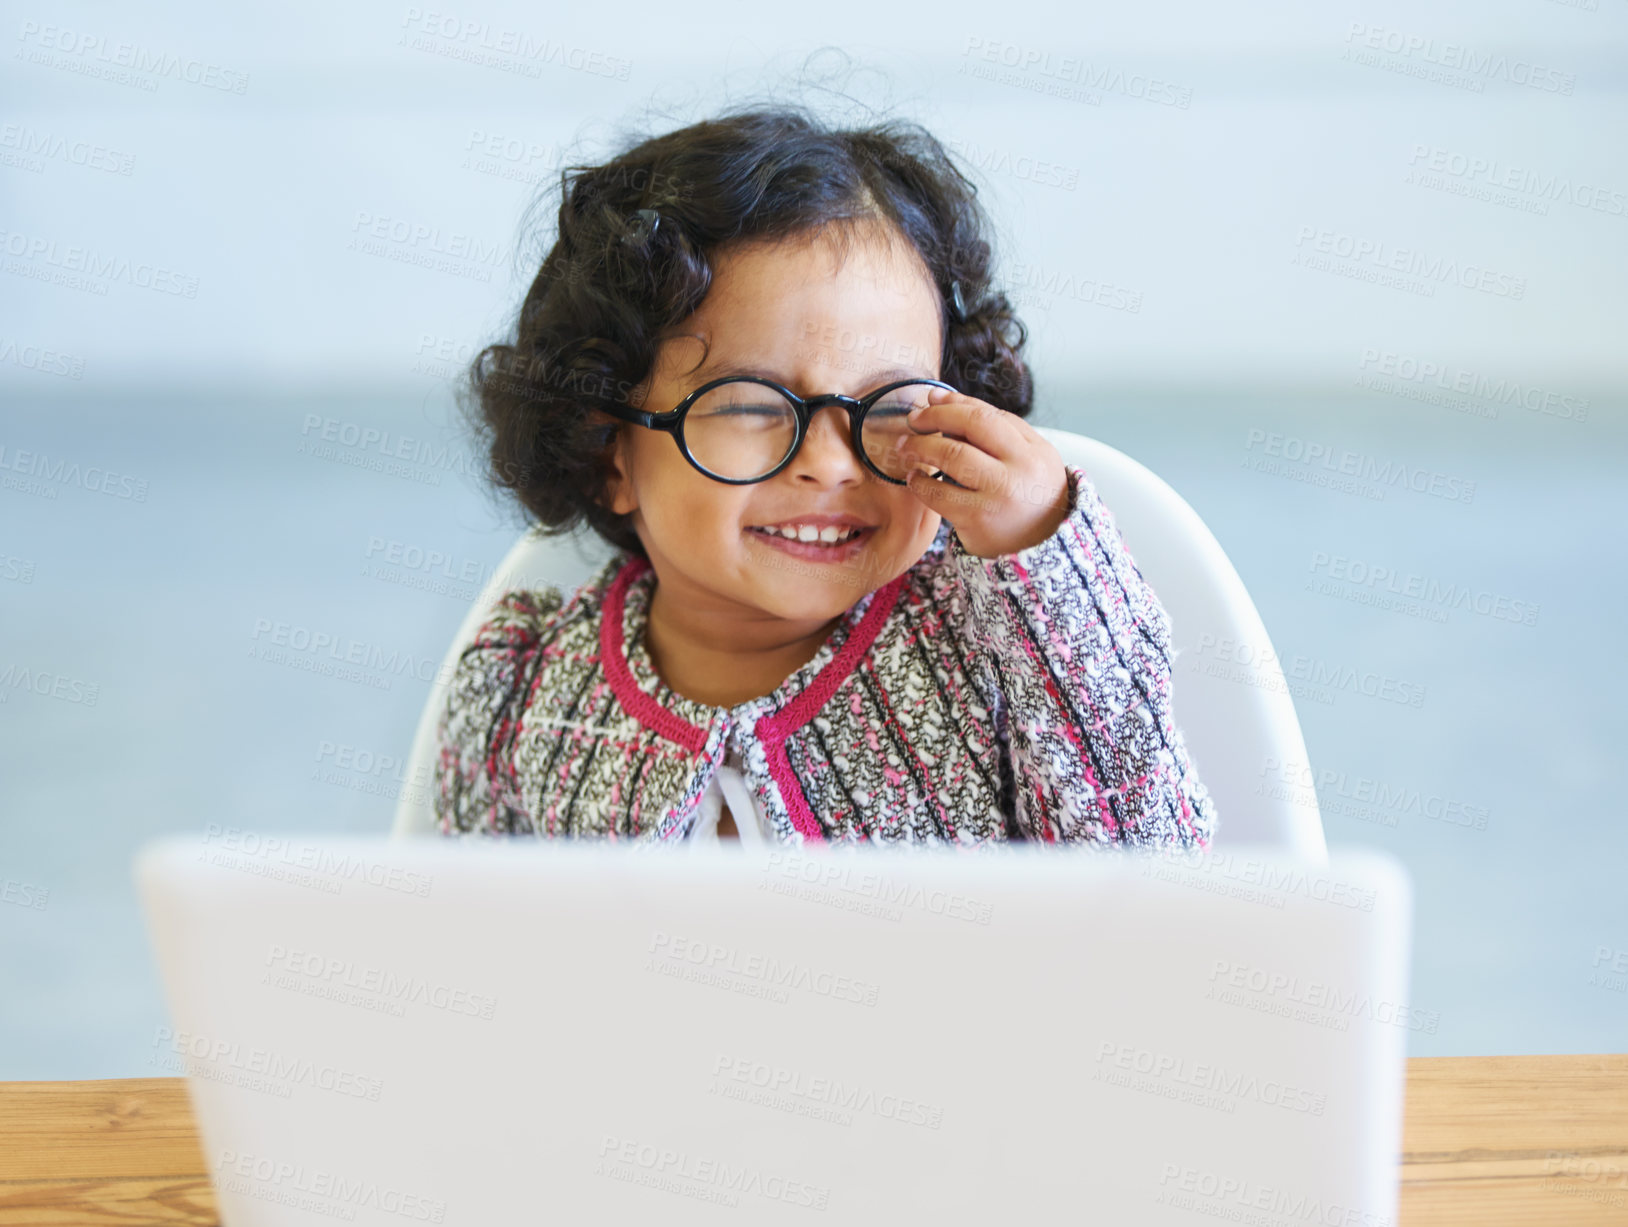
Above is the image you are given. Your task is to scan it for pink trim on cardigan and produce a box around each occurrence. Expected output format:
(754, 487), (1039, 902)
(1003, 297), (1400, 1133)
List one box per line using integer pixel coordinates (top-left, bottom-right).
(756, 573), (909, 841)
(599, 554), (909, 843)
(598, 556), (711, 755)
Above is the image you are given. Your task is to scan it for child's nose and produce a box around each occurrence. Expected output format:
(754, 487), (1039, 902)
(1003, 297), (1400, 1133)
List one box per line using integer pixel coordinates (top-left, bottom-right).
(798, 405), (861, 465)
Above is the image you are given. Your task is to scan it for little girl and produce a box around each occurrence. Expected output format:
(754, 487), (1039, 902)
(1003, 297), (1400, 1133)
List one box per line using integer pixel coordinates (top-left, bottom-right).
(433, 104), (1218, 849)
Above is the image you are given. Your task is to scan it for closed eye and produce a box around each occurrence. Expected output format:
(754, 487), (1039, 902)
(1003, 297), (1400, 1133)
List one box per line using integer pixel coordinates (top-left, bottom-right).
(693, 405), (787, 420)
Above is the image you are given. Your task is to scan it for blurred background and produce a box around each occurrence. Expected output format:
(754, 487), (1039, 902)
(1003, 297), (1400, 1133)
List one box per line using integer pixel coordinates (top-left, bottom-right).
(3, 0), (1624, 1077)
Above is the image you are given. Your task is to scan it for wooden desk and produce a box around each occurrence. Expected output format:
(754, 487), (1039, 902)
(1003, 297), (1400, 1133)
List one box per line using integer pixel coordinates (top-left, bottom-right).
(2, 1056), (1624, 1224)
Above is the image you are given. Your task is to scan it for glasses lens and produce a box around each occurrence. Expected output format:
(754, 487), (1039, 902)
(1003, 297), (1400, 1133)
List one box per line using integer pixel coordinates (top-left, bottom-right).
(861, 382), (942, 481)
(682, 381), (798, 480)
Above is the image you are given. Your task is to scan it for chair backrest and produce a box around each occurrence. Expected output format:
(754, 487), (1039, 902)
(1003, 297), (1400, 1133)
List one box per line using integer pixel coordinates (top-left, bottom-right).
(394, 428), (1328, 862)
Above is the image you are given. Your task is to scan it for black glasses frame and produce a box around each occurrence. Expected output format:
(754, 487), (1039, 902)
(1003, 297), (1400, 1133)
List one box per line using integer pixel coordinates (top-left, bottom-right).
(592, 374), (961, 486)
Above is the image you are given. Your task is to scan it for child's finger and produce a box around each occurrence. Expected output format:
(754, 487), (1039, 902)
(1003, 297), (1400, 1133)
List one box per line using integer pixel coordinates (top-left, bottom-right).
(893, 429), (1000, 492)
(901, 467), (978, 521)
(901, 467), (952, 507)
(908, 392), (1023, 461)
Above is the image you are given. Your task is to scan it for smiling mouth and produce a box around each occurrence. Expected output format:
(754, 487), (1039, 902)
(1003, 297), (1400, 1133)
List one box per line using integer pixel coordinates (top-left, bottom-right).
(746, 525), (867, 543)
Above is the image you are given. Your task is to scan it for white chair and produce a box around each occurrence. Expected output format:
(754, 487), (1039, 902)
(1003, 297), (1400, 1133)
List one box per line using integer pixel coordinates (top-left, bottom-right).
(394, 427), (1329, 861)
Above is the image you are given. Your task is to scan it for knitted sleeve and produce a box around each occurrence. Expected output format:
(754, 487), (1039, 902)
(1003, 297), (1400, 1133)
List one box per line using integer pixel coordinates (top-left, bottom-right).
(941, 463), (1218, 848)
(433, 588), (565, 837)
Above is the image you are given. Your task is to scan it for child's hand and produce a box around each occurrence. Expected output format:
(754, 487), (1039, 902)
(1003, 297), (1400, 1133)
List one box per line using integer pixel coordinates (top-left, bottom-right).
(890, 386), (1072, 559)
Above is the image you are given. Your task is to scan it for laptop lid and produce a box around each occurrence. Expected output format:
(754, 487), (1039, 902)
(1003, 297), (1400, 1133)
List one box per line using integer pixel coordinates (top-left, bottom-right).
(135, 836), (1411, 1226)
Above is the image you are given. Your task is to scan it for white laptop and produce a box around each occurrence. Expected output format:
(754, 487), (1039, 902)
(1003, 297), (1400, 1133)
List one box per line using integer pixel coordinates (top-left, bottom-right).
(135, 835), (1412, 1226)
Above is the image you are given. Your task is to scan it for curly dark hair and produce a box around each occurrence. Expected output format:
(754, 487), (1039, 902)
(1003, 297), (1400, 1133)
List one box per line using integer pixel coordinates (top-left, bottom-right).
(462, 100), (1035, 560)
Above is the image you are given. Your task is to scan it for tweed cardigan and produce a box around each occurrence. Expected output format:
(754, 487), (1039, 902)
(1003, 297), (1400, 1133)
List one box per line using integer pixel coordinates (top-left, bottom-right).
(433, 463), (1219, 848)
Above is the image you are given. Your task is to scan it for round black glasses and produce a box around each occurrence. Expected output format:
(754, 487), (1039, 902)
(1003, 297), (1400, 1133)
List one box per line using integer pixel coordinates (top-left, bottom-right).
(592, 375), (964, 486)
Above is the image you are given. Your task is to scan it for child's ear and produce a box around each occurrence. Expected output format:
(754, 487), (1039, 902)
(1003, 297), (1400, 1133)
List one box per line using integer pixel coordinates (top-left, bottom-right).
(597, 423), (636, 516)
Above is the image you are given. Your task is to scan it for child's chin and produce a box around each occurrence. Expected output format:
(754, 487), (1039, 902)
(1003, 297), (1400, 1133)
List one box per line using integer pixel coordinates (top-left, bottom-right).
(752, 567), (882, 611)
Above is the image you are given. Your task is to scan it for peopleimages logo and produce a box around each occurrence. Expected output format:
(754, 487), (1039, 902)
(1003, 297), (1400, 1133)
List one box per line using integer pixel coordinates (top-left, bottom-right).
(1343, 22), (1576, 95)
(1308, 551), (1540, 627)
(595, 1135), (830, 1210)
(1406, 146), (1626, 218)
(202, 824), (433, 897)
(710, 1053), (946, 1130)
(1243, 428), (1476, 505)
(1094, 1040), (1328, 1116)
(0, 878), (50, 910)
(1143, 848), (1378, 912)
(1189, 635), (1428, 709)
(15, 21), (252, 94)
(1259, 759), (1489, 831)
(349, 211), (504, 269)
(942, 137), (1081, 191)
(0, 124), (135, 176)
(1007, 260), (1143, 313)
(0, 228), (200, 297)
(1208, 959), (1440, 1034)
(1357, 349), (1589, 421)
(263, 944), (497, 1020)
(154, 1027), (384, 1102)
(249, 617), (455, 686)
(297, 414), (483, 480)
(0, 443), (148, 500)
(0, 664), (100, 706)
(1293, 226), (1525, 299)
(0, 338), (88, 379)
(648, 931), (880, 1006)
(960, 36), (1194, 108)
(216, 1150), (445, 1222)
(1155, 1162), (1395, 1227)
(760, 851), (995, 924)
(398, 7), (631, 81)
(363, 537), (492, 587)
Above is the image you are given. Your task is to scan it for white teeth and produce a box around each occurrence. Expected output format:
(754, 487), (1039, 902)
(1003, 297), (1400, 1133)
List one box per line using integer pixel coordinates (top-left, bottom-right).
(751, 524), (862, 544)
